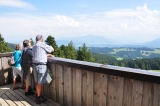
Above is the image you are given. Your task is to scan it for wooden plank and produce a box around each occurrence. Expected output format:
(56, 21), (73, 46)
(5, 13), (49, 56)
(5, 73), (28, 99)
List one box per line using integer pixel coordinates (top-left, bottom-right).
(87, 71), (94, 106)
(122, 78), (133, 106)
(14, 89), (39, 106)
(76, 69), (82, 106)
(153, 83), (160, 106)
(107, 75), (124, 106)
(72, 68), (76, 106)
(131, 79), (143, 106)
(1, 57), (10, 84)
(1, 94), (17, 106)
(99, 73), (108, 106)
(55, 64), (59, 103)
(18, 89), (48, 106)
(5, 91), (25, 106)
(94, 72), (100, 106)
(0, 97), (9, 106)
(0, 58), (2, 85)
(63, 66), (72, 106)
(50, 63), (56, 101)
(141, 82), (153, 106)
(8, 89), (31, 106)
(82, 70), (87, 106)
(47, 98), (61, 106)
(57, 64), (64, 105)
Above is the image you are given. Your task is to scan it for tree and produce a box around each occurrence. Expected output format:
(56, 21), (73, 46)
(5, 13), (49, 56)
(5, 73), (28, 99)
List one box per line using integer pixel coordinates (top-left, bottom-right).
(45, 35), (58, 56)
(30, 38), (34, 46)
(77, 43), (94, 62)
(0, 34), (13, 53)
(66, 41), (77, 59)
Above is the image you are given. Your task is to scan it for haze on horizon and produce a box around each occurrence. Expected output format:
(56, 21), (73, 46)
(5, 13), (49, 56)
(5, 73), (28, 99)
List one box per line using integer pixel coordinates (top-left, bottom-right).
(0, 0), (160, 44)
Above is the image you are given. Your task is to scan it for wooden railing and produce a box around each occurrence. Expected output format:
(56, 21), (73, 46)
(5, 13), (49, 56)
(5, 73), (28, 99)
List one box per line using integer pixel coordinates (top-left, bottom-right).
(1, 53), (160, 106)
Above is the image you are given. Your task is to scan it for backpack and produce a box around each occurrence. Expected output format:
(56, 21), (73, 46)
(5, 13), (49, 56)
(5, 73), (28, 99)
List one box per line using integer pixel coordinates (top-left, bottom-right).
(8, 55), (15, 66)
(8, 51), (21, 66)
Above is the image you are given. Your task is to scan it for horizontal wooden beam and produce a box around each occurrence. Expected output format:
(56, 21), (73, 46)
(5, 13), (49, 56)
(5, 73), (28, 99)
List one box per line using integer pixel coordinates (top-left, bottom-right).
(0, 52), (13, 58)
(48, 57), (160, 84)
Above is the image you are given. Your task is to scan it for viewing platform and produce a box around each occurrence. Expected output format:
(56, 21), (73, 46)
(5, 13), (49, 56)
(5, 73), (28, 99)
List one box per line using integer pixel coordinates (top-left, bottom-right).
(1, 52), (160, 106)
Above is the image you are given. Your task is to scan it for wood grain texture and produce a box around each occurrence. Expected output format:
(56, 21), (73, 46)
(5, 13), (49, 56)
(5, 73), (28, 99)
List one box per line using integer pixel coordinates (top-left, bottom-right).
(131, 80), (143, 106)
(107, 75), (124, 106)
(153, 83), (160, 106)
(82, 70), (87, 106)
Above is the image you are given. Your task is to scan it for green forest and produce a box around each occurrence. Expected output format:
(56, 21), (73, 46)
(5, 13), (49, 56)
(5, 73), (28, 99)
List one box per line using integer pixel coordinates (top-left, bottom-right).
(1, 34), (160, 70)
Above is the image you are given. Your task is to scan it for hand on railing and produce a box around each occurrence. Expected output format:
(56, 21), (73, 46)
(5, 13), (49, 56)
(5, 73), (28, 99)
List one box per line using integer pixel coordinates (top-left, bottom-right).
(47, 54), (54, 57)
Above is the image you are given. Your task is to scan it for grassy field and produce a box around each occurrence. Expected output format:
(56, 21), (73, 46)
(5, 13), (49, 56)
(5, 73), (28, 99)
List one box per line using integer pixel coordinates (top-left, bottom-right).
(110, 48), (136, 54)
(116, 57), (123, 60)
(149, 70), (160, 72)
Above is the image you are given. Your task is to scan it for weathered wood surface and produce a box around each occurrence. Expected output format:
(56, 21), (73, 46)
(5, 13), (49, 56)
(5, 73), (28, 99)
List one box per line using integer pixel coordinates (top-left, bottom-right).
(1, 55), (160, 106)
(0, 84), (61, 106)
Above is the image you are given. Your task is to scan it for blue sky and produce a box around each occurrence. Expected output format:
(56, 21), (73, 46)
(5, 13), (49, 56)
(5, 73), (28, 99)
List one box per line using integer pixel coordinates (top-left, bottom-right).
(0, 0), (160, 44)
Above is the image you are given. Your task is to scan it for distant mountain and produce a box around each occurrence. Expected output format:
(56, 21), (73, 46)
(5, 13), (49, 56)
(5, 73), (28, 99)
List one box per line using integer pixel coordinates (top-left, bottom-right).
(142, 38), (160, 48)
(56, 34), (118, 47)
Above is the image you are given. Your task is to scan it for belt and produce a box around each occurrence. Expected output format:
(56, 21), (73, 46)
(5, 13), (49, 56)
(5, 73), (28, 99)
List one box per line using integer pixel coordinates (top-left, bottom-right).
(33, 63), (46, 65)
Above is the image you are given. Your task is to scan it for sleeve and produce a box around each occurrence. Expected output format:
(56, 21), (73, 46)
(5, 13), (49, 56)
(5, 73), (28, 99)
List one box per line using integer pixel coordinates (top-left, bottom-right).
(28, 49), (33, 57)
(41, 43), (54, 53)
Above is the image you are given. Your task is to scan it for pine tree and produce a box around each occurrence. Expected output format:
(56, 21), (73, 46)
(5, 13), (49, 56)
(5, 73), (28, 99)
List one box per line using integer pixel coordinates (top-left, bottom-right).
(77, 43), (94, 62)
(30, 38), (34, 46)
(45, 35), (58, 56)
(0, 34), (12, 53)
(66, 41), (77, 59)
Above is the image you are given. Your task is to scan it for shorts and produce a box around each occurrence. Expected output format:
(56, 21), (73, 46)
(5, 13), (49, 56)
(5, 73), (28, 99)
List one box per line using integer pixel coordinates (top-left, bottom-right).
(12, 67), (23, 78)
(33, 64), (47, 84)
(25, 67), (33, 85)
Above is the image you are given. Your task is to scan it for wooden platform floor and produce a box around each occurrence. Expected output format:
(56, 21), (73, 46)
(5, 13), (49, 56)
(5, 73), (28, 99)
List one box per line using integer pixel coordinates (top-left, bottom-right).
(0, 84), (61, 106)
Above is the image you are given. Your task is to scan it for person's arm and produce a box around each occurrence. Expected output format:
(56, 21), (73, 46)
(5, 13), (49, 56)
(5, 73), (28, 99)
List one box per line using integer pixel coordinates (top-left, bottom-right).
(42, 43), (54, 53)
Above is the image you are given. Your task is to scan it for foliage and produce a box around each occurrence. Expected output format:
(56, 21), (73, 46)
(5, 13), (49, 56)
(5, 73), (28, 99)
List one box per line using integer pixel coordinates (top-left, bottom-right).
(77, 43), (95, 62)
(0, 34), (13, 53)
(30, 38), (34, 46)
(45, 35), (58, 56)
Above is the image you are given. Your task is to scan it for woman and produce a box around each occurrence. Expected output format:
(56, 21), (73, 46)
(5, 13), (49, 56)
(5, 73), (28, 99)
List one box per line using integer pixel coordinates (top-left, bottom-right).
(12, 44), (24, 90)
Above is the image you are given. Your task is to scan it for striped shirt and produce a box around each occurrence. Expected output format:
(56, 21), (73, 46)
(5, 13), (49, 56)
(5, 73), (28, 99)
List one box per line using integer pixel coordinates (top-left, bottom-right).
(32, 42), (53, 64)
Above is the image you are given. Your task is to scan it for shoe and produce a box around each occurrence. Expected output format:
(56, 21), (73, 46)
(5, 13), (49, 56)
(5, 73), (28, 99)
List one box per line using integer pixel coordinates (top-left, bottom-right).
(35, 96), (47, 104)
(25, 91), (34, 96)
(20, 86), (25, 89)
(12, 86), (20, 90)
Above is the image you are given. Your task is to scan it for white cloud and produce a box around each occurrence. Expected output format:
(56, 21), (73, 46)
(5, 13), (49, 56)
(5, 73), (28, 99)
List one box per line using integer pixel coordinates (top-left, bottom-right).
(0, 4), (160, 44)
(0, 0), (36, 10)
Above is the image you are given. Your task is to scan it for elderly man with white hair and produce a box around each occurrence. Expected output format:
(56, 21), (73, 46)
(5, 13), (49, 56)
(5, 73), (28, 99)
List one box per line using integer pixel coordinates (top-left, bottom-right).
(32, 35), (54, 104)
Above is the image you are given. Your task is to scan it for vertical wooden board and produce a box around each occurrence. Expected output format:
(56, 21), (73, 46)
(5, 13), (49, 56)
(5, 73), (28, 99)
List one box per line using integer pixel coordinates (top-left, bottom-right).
(64, 66), (72, 106)
(57, 64), (64, 105)
(131, 80), (143, 106)
(75, 69), (82, 106)
(49, 63), (56, 101)
(63, 66), (67, 106)
(87, 71), (94, 106)
(0, 58), (2, 85)
(107, 75), (124, 106)
(122, 78), (133, 106)
(82, 70), (87, 106)
(55, 64), (59, 103)
(99, 73), (108, 106)
(94, 72), (100, 106)
(43, 84), (50, 98)
(72, 68), (76, 106)
(142, 82), (153, 106)
(153, 83), (160, 106)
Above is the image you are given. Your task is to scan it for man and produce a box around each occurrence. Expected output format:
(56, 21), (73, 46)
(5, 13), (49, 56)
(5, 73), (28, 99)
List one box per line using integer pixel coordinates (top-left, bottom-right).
(32, 35), (54, 104)
(21, 40), (34, 95)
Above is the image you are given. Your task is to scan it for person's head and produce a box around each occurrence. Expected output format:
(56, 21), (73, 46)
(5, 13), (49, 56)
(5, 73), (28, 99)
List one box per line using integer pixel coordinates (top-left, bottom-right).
(23, 39), (31, 47)
(36, 35), (43, 42)
(15, 44), (22, 50)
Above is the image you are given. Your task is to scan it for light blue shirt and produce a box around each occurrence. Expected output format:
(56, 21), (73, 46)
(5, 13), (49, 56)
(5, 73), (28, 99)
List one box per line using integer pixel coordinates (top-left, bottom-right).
(14, 50), (22, 67)
(32, 42), (53, 64)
